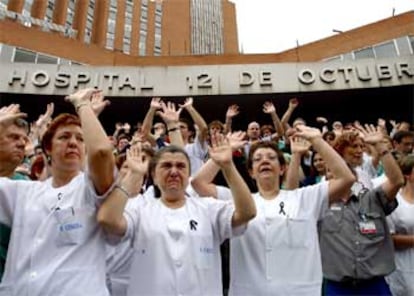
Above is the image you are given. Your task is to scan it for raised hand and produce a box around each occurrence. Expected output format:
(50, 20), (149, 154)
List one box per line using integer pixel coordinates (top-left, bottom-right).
(209, 133), (232, 167)
(126, 145), (149, 177)
(227, 131), (247, 151)
(91, 91), (110, 116)
(289, 136), (311, 155)
(377, 118), (386, 128)
(150, 97), (163, 110)
(35, 103), (54, 127)
(288, 98), (299, 109)
(316, 116), (328, 124)
(131, 131), (147, 145)
(292, 125), (322, 141)
(262, 101), (276, 114)
(179, 97), (193, 109)
(389, 120), (398, 129)
(0, 104), (27, 127)
(354, 123), (383, 145)
(123, 123), (131, 133)
(157, 101), (181, 125)
(65, 88), (100, 109)
(226, 104), (239, 118)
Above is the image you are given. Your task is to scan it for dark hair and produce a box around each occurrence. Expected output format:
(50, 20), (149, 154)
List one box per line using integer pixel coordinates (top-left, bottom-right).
(41, 113), (81, 154)
(260, 124), (274, 135)
(117, 133), (131, 143)
(29, 154), (46, 180)
(179, 118), (195, 134)
(322, 131), (336, 142)
(392, 130), (414, 143)
(246, 141), (286, 171)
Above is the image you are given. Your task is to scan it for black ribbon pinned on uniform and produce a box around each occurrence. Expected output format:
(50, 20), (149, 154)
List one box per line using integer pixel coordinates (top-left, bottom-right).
(279, 202), (286, 215)
(189, 219), (198, 231)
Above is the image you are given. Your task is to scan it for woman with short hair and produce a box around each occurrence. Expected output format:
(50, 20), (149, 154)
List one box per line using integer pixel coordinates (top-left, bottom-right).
(0, 88), (115, 296)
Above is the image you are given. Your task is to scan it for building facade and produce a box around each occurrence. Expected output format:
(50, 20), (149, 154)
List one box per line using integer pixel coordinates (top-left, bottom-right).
(0, 0), (238, 65)
(0, 1), (413, 130)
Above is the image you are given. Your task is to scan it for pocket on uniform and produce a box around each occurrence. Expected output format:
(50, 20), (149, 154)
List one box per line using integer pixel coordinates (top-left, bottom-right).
(48, 268), (103, 296)
(54, 207), (96, 247)
(286, 217), (312, 248)
(0, 285), (12, 296)
(191, 234), (214, 269)
(320, 208), (343, 233)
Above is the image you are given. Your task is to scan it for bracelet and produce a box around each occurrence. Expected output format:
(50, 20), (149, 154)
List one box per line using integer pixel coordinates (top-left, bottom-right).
(75, 102), (90, 113)
(167, 127), (179, 133)
(114, 184), (131, 198)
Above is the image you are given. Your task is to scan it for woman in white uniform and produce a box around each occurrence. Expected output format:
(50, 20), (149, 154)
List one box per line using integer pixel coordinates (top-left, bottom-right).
(0, 89), (115, 296)
(386, 154), (414, 296)
(191, 125), (356, 296)
(98, 134), (256, 296)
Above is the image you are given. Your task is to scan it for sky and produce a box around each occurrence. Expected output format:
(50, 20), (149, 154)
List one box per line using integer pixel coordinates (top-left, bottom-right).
(232, 0), (414, 54)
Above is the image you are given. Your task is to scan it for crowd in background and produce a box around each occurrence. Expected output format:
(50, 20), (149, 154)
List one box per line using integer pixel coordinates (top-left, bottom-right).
(0, 90), (413, 296)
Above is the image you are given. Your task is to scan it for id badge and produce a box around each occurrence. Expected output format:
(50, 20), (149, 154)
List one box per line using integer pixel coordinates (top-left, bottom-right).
(359, 220), (377, 234)
(54, 207), (83, 247)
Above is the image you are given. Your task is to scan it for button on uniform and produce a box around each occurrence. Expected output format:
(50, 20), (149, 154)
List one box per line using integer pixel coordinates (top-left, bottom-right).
(175, 260), (182, 268)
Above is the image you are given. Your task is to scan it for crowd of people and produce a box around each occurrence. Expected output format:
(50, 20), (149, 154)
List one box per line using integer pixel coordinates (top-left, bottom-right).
(0, 89), (413, 296)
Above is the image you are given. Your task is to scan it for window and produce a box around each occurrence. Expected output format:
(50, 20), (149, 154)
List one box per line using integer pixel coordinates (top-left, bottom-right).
(409, 36), (414, 54)
(155, 14), (162, 23)
(36, 54), (58, 64)
(354, 47), (375, 60)
(342, 52), (354, 61)
(374, 41), (397, 58)
(13, 48), (36, 63)
(395, 36), (412, 56)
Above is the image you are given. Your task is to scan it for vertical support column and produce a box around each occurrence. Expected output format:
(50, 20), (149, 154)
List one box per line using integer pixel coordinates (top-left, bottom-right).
(146, 1), (156, 56)
(91, 0), (109, 47)
(73, 0), (89, 41)
(130, 0), (141, 56)
(114, 0), (126, 52)
(7, 0), (25, 13)
(30, 0), (48, 20)
(53, 0), (69, 25)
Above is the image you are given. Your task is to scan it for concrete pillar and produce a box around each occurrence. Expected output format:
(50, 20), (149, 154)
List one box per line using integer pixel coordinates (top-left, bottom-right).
(52, 0), (69, 25)
(129, 0), (141, 56)
(114, 0), (126, 52)
(72, 0), (89, 41)
(7, 0), (25, 13)
(91, 0), (109, 47)
(30, 0), (48, 20)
